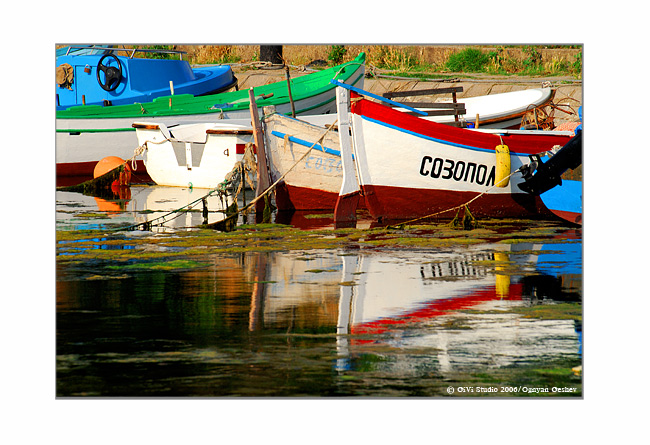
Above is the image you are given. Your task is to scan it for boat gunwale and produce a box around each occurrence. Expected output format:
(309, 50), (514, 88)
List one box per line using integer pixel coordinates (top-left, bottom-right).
(350, 93), (571, 157)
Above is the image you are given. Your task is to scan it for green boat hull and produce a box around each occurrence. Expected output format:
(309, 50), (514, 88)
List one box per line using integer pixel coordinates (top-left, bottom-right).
(56, 53), (366, 120)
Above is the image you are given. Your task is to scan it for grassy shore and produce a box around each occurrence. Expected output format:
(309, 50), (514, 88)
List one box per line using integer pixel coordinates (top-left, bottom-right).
(175, 44), (582, 79)
(58, 44), (581, 79)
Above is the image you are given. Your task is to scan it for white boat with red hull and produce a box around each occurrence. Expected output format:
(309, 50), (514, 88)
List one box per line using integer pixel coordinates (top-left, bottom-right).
(333, 84), (574, 222)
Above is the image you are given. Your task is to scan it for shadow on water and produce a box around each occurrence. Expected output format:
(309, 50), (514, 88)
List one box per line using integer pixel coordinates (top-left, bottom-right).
(56, 186), (583, 397)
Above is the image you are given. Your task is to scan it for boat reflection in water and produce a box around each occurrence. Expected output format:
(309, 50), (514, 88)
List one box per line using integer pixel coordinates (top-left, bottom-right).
(56, 186), (581, 396)
(56, 184), (249, 231)
(250, 241), (581, 375)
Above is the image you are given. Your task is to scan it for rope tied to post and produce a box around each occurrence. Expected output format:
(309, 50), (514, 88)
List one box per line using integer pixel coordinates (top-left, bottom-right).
(203, 118), (340, 231)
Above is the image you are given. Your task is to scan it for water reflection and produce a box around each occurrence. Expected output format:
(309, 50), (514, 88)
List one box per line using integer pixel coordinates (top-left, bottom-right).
(57, 238), (582, 397)
(56, 185), (245, 231)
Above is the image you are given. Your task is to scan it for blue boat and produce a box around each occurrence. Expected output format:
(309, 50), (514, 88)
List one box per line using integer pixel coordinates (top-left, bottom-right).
(540, 178), (582, 225)
(56, 46), (237, 110)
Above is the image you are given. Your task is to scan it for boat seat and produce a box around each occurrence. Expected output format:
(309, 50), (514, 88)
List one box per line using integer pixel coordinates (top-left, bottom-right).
(166, 123), (212, 144)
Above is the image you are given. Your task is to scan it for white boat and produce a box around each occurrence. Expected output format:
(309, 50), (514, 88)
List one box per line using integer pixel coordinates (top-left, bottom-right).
(260, 87), (571, 214)
(423, 87), (556, 129)
(263, 113), (346, 210)
(133, 114), (338, 190)
(133, 121), (255, 189)
(333, 84), (574, 222)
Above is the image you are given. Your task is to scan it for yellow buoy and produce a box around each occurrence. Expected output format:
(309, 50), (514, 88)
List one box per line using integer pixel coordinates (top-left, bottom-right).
(495, 144), (510, 187)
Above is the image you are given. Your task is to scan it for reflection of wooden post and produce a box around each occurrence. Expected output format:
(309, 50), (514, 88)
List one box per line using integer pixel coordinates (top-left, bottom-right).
(249, 253), (268, 331)
(249, 88), (271, 215)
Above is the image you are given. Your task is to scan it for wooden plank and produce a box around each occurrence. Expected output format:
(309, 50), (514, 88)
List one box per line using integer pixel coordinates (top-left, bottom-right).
(205, 129), (254, 135)
(383, 87), (463, 99)
(392, 102), (465, 109)
(404, 107), (466, 117)
(424, 107), (466, 116)
(131, 123), (160, 130)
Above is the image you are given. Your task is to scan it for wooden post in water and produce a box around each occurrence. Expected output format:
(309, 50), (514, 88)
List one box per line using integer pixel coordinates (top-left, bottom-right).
(249, 88), (272, 216)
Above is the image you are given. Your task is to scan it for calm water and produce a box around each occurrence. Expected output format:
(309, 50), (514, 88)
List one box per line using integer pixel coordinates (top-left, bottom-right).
(56, 187), (582, 397)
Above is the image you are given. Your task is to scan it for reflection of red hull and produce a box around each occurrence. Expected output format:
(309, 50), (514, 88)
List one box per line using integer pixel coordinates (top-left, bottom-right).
(350, 283), (523, 343)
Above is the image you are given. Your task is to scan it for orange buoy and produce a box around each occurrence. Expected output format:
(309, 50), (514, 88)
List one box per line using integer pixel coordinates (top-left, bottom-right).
(93, 156), (132, 186)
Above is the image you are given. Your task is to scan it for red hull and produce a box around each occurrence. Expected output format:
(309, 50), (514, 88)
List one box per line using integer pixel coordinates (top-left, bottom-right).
(276, 181), (366, 211)
(57, 160), (147, 177)
(550, 209), (582, 225)
(362, 184), (552, 221)
(56, 160), (151, 187)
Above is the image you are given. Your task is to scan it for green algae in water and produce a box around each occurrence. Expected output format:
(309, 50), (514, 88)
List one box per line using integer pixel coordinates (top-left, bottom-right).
(106, 259), (209, 271)
(461, 302), (582, 321)
(56, 217), (581, 261)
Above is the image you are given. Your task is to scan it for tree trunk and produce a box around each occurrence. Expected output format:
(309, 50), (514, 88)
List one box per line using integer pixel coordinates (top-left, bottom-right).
(259, 45), (283, 65)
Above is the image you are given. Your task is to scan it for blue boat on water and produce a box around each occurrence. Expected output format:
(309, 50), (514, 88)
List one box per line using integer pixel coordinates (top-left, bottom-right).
(56, 45), (237, 110)
(540, 177), (582, 225)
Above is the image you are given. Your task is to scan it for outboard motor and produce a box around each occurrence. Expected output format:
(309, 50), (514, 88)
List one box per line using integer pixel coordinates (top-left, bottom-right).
(517, 130), (582, 196)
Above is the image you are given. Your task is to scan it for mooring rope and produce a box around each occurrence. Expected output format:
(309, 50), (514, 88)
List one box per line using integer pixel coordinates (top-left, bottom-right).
(104, 137), (244, 232)
(111, 179), (232, 232)
(386, 167), (526, 229)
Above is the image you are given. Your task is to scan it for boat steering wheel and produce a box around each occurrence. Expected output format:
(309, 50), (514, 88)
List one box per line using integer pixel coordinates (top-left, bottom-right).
(96, 54), (123, 92)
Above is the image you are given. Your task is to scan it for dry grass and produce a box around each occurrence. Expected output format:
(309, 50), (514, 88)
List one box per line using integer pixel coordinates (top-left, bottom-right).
(57, 44), (581, 76)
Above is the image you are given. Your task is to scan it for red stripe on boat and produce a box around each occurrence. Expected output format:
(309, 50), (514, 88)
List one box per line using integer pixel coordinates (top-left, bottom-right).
(349, 93), (571, 155)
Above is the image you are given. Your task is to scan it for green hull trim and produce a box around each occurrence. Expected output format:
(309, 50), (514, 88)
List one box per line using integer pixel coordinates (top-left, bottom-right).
(56, 127), (135, 134)
(57, 53), (366, 120)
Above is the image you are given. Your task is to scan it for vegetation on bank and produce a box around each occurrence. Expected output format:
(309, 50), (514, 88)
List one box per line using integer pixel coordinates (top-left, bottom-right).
(364, 45), (581, 79)
(132, 44), (582, 79)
